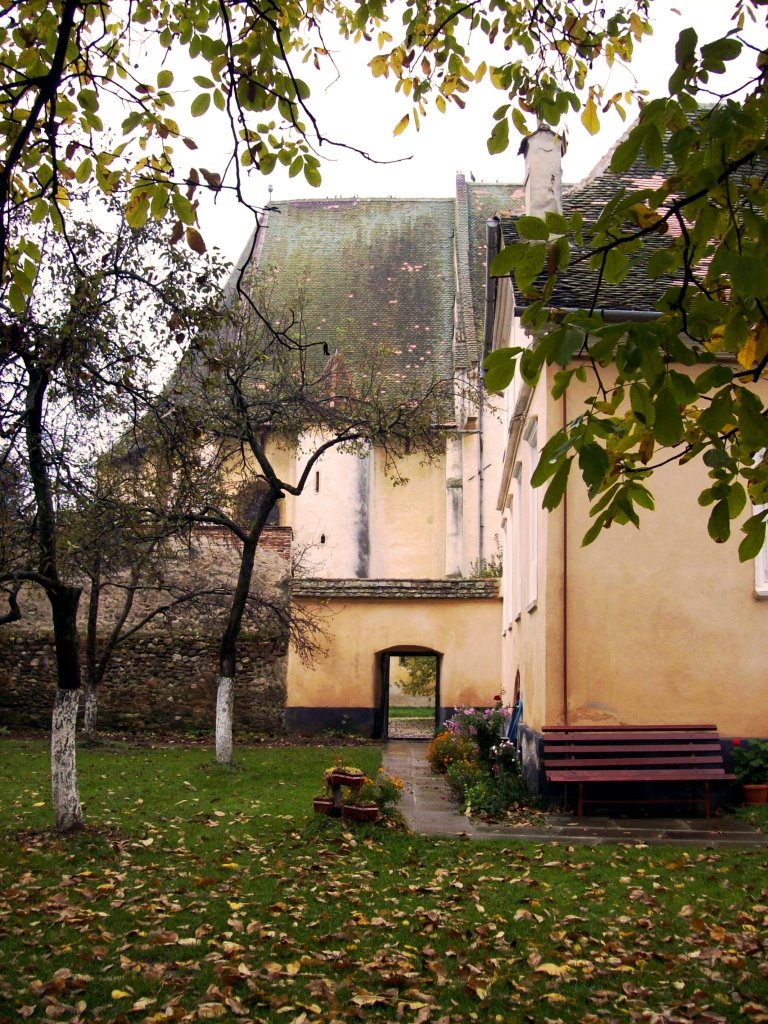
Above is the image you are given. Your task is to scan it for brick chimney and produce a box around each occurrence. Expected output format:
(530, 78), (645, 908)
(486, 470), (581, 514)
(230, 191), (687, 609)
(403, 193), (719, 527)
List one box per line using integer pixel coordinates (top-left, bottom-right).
(520, 128), (564, 218)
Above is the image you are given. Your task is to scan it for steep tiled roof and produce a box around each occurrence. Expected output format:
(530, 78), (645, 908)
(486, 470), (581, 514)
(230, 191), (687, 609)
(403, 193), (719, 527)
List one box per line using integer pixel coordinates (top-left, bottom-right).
(246, 197), (457, 384)
(460, 180), (526, 359)
(499, 134), (674, 313)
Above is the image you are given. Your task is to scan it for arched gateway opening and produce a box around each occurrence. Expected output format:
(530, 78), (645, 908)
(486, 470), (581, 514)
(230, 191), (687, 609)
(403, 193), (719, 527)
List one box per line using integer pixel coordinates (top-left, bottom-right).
(374, 646), (441, 741)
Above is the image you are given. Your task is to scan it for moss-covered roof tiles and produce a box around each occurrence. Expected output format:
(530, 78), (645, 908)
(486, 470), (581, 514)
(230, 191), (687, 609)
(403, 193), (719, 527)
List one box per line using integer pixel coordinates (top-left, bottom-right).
(498, 134), (679, 314)
(251, 197), (457, 382)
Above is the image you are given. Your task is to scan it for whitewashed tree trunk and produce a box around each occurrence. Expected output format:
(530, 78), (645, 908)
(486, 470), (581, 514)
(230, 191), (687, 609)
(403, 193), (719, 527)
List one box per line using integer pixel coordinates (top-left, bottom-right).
(51, 688), (83, 831)
(215, 676), (234, 764)
(83, 683), (98, 741)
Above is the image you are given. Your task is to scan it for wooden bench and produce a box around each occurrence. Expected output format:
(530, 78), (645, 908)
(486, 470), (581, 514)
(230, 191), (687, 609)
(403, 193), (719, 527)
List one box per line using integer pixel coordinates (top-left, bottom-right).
(542, 725), (735, 817)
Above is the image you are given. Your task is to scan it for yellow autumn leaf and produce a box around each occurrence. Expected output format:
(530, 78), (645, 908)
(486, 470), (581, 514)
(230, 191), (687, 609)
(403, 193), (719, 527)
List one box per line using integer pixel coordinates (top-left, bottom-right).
(737, 321), (768, 370)
(111, 989), (132, 999)
(393, 113), (410, 137)
(581, 93), (600, 135)
(368, 55), (389, 78)
(535, 962), (569, 976)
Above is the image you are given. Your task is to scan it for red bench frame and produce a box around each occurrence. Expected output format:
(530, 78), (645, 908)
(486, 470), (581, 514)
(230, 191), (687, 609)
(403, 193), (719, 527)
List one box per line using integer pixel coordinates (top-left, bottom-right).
(542, 724), (736, 817)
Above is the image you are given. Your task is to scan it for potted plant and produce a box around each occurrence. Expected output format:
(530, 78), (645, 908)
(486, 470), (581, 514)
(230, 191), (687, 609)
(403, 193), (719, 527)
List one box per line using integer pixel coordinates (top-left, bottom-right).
(731, 738), (768, 804)
(312, 793), (335, 816)
(324, 764), (366, 792)
(342, 779), (380, 822)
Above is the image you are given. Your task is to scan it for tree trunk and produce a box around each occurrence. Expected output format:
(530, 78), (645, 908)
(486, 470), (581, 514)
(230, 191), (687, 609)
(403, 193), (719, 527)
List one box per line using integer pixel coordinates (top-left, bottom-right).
(51, 687), (83, 831)
(83, 682), (98, 742)
(215, 676), (235, 764)
(47, 583), (83, 829)
(215, 533), (259, 764)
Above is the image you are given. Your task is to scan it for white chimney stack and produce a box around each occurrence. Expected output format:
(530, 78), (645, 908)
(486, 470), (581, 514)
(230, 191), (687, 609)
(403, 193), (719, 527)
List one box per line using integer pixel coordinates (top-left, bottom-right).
(520, 128), (564, 219)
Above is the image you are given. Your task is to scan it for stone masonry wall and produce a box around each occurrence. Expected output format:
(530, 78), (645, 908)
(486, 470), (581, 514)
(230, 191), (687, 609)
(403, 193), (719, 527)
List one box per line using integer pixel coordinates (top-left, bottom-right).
(0, 632), (286, 734)
(0, 527), (292, 735)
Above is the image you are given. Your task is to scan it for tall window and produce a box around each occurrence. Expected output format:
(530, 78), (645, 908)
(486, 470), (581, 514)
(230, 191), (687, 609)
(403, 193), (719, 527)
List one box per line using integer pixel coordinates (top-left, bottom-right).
(523, 418), (538, 611)
(510, 464), (523, 622)
(755, 504), (768, 598)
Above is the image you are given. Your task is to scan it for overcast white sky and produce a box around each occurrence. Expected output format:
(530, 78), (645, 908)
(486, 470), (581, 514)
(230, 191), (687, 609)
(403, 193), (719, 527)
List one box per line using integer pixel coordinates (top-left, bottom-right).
(190, 1), (764, 261)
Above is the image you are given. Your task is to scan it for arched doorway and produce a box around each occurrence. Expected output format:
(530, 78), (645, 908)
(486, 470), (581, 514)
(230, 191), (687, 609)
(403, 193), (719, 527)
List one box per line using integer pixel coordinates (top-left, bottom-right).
(376, 646), (441, 741)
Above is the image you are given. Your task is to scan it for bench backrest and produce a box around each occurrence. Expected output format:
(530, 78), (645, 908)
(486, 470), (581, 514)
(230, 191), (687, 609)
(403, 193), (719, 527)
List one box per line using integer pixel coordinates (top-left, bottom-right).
(542, 725), (727, 774)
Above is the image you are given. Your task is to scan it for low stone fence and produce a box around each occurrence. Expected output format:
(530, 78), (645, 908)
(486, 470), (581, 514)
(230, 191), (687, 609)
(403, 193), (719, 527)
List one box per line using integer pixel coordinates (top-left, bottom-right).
(0, 632), (286, 735)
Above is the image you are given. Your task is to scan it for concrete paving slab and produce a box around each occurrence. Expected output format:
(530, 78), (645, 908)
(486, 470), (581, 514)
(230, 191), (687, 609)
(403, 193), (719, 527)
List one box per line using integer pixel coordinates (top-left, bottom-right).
(383, 739), (768, 848)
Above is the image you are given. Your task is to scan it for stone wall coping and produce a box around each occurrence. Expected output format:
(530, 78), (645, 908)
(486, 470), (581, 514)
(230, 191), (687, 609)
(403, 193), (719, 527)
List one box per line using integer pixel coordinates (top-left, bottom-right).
(290, 577), (500, 600)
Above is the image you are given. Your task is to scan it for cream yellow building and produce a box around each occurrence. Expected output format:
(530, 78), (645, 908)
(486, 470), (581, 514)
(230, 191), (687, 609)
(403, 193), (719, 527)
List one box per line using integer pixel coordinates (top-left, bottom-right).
(486, 129), (768, 787)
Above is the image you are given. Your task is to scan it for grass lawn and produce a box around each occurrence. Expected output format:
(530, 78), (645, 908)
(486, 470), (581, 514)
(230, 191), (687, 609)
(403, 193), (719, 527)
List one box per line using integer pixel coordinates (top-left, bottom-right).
(388, 707), (435, 719)
(1, 738), (767, 1024)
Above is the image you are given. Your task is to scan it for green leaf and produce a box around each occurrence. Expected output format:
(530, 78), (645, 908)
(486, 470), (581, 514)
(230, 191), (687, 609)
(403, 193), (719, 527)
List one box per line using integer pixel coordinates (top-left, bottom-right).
(630, 382), (654, 426)
(191, 93), (211, 117)
(487, 118), (509, 155)
(699, 391), (733, 434)
(75, 157), (93, 184)
(483, 348), (521, 394)
(739, 515), (767, 562)
(542, 457), (572, 511)
(700, 37), (742, 63)
(667, 370), (698, 406)
(737, 389), (768, 449)
(545, 211), (569, 235)
(707, 499), (730, 543)
(171, 192), (196, 225)
(515, 242), (547, 291)
(610, 130), (643, 174)
(654, 384), (684, 446)
(515, 216), (549, 241)
(578, 443), (609, 489)
(304, 163), (322, 188)
(675, 27), (698, 64)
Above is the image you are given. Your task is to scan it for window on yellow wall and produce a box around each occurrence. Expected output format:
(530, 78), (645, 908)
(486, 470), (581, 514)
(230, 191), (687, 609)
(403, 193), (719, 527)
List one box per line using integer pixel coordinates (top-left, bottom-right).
(755, 504), (768, 598)
(511, 465), (524, 622)
(523, 418), (538, 612)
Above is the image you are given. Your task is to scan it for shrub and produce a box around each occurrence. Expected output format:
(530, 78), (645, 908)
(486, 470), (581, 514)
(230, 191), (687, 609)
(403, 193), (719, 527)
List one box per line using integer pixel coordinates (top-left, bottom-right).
(430, 704), (533, 821)
(427, 730), (476, 774)
(731, 738), (768, 784)
(445, 704), (509, 764)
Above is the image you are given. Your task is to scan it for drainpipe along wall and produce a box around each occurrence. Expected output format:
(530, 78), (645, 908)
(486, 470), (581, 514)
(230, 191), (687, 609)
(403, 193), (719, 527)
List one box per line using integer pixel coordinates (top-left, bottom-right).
(482, 216), (501, 569)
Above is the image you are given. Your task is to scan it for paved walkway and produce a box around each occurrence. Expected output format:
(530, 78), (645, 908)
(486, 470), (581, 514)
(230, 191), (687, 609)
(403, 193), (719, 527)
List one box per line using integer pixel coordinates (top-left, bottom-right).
(382, 740), (768, 848)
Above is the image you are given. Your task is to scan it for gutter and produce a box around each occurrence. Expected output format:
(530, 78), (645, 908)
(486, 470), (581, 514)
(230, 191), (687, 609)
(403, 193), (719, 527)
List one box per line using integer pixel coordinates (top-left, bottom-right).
(478, 216), (502, 569)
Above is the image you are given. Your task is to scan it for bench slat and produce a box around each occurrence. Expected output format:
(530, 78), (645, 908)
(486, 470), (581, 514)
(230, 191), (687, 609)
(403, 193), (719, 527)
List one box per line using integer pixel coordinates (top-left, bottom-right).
(547, 769), (735, 782)
(545, 755), (728, 769)
(543, 743), (722, 755)
(543, 724), (718, 732)
(543, 730), (719, 742)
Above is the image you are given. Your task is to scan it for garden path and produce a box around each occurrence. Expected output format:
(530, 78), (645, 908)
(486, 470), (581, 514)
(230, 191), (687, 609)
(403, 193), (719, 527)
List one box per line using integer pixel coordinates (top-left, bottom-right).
(382, 740), (768, 848)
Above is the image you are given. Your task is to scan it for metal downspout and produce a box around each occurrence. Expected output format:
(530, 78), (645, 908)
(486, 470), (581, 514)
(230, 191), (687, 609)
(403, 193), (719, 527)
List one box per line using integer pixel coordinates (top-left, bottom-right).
(562, 392), (569, 725)
(481, 217), (501, 568)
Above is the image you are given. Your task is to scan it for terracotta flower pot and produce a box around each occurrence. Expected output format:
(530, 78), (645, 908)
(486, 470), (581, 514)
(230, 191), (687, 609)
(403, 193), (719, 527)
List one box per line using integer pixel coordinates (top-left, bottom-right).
(342, 804), (380, 823)
(742, 783), (768, 805)
(328, 771), (365, 792)
(312, 797), (334, 815)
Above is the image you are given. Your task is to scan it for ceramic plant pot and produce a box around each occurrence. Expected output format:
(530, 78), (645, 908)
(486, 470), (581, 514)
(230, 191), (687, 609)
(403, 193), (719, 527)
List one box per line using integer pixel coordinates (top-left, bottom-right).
(342, 804), (380, 823)
(742, 783), (768, 805)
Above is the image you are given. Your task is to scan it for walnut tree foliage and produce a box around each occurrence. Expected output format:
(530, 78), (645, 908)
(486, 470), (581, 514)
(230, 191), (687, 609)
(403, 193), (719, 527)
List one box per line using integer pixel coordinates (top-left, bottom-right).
(3, 0), (767, 558)
(482, 3), (768, 559)
(0, 0), (653, 299)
